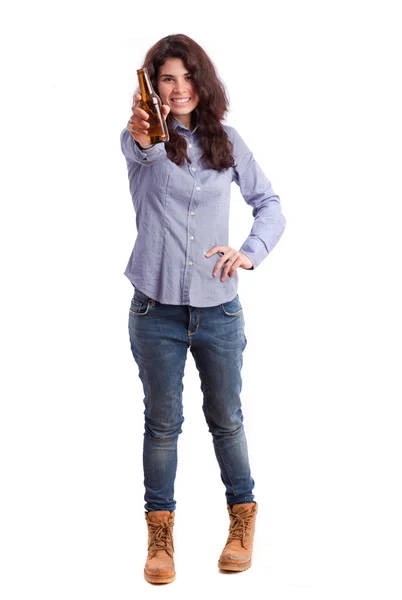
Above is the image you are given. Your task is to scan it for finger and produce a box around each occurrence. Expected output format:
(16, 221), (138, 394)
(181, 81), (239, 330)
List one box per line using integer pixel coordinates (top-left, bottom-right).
(206, 246), (227, 258)
(213, 252), (235, 278)
(161, 104), (171, 119)
(128, 117), (149, 131)
(127, 120), (149, 139)
(132, 106), (150, 121)
(212, 253), (229, 276)
(220, 257), (236, 281)
(128, 117), (149, 128)
(228, 257), (242, 277)
(128, 126), (149, 139)
(136, 118), (150, 130)
(127, 126), (148, 141)
(213, 258), (227, 277)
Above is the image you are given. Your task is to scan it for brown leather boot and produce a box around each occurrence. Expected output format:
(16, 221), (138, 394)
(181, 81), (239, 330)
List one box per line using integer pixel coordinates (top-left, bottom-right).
(144, 510), (175, 584)
(218, 502), (258, 571)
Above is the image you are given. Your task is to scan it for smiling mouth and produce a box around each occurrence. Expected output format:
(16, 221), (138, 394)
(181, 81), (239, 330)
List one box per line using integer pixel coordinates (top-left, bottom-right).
(171, 98), (191, 104)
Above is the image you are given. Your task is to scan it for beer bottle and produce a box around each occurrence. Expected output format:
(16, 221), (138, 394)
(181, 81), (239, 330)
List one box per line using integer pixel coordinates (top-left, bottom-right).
(136, 67), (169, 145)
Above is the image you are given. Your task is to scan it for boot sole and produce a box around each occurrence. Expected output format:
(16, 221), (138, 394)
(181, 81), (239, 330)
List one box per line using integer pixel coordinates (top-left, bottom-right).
(144, 571), (176, 584)
(218, 560), (251, 572)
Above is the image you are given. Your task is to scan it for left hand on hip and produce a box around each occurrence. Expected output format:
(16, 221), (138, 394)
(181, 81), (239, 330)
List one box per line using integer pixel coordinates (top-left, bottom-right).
(205, 246), (253, 281)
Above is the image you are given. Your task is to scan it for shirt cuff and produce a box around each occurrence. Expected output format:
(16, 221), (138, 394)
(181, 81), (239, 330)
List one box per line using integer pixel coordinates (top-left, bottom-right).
(239, 238), (267, 269)
(132, 138), (165, 161)
(121, 128), (165, 163)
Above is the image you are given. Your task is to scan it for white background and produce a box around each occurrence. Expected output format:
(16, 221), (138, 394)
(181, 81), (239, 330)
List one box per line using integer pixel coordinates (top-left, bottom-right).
(1, 0), (401, 598)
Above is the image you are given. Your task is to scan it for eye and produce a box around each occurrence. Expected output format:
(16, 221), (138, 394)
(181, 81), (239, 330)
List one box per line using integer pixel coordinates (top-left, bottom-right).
(186, 75), (193, 80)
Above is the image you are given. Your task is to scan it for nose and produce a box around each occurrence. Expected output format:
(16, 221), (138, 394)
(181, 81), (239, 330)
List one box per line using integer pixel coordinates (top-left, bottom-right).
(173, 78), (189, 94)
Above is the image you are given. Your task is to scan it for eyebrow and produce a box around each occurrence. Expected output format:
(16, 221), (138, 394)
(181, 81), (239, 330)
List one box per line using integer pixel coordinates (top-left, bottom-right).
(159, 72), (191, 78)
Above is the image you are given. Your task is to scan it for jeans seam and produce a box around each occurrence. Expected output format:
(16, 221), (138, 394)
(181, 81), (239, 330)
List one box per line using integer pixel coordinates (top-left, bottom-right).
(215, 439), (237, 494)
(187, 307), (200, 337)
(200, 370), (238, 496)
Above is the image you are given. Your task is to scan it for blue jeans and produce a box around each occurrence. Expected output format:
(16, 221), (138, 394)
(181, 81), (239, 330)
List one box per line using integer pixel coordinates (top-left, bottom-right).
(128, 287), (255, 512)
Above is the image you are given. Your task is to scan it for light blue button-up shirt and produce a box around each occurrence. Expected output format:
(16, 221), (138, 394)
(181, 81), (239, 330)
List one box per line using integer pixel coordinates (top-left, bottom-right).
(120, 119), (286, 307)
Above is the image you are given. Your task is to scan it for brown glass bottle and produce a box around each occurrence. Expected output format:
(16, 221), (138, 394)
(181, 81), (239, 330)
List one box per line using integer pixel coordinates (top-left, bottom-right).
(136, 67), (169, 145)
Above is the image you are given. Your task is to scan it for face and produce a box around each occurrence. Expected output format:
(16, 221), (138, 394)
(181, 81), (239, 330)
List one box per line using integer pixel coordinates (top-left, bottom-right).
(157, 58), (199, 129)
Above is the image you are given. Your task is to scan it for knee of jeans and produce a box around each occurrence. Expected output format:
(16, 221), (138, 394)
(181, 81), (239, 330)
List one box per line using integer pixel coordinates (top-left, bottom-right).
(205, 412), (244, 437)
(212, 423), (244, 438)
(145, 417), (184, 439)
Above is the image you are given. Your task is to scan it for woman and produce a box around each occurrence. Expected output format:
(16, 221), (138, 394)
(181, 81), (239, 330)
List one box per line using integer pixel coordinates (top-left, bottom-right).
(120, 34), (286, 584)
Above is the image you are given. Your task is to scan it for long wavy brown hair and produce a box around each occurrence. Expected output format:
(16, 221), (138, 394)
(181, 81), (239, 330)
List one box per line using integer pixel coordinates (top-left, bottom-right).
(136, 34), (236, 171)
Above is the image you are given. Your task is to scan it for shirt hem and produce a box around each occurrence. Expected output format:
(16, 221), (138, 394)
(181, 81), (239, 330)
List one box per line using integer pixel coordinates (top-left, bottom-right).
(124, 272), (239, 308)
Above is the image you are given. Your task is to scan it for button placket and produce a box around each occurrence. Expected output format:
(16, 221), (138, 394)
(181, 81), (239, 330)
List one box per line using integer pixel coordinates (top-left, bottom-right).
(185, 155), (200, 281)
(189, 179), (201, 217)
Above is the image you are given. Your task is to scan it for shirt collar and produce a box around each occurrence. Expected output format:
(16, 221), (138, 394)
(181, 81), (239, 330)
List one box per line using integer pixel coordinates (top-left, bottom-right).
(172, 117), (199, 135)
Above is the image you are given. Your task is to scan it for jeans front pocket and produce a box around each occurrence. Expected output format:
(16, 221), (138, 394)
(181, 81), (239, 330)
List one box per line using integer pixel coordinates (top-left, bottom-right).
(220, 294), (243, 316)
(129, 288), (152, 316)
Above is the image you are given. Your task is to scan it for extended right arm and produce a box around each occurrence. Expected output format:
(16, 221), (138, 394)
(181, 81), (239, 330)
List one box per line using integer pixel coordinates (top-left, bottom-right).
(121, 91), (170, 165)
(120, 128), (166, 165)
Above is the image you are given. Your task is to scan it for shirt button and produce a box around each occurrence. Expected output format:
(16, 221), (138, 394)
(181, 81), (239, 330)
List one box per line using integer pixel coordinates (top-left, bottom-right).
(189, 235), (194, 240)
(189, 143), (193, 148)
(191, 167), (196, 171)
(190, 210), (195, 216)
(196, 186), (201, 191)
(188, 261), (193, 266)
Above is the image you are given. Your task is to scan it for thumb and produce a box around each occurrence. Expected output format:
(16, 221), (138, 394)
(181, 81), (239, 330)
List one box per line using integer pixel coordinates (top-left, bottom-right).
(161, 104), (171, 120)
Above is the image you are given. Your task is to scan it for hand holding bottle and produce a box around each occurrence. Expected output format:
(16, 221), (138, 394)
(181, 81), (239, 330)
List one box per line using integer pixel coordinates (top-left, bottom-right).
(127, 91), (170, 148)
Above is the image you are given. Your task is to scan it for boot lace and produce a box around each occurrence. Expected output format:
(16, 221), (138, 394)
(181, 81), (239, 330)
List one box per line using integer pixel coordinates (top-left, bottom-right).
(227, 509), (255, 549)
(147, 521), (174, 559)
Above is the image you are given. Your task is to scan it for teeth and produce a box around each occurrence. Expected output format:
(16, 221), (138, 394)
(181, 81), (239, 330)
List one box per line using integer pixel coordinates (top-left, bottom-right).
(172, 98), (190, 104)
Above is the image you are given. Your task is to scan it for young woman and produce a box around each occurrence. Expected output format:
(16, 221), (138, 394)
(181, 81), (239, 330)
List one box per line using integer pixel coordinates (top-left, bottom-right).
(120, 33), (286, 584)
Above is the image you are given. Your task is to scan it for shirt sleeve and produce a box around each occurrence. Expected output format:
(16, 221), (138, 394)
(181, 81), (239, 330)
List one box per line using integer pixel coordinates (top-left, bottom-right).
(231, 127), (286, 269)
(120, 128), (166, 165)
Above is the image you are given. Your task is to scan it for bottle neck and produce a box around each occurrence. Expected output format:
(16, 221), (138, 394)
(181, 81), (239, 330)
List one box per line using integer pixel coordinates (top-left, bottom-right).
(137, 68), (154, 98)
